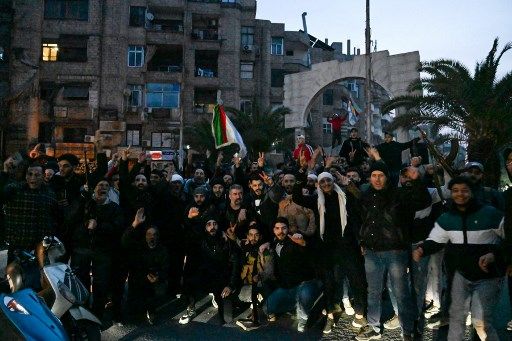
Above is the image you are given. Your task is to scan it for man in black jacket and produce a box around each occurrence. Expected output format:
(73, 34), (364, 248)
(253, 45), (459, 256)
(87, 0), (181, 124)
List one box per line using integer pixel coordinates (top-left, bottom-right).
(355, 148), (431, 341)
(339, 128), (369, 167)
(71, 180), (124, 321)
(179, 217), (241, 325)
(376, 131), (419, 187)
(263, 217), (321, 333)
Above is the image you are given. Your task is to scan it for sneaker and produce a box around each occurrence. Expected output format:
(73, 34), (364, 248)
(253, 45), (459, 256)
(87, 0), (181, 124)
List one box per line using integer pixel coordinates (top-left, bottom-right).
(323, 317), (335, 334)
(355, 325), (382, 340)
(267, 314), (276, 322)
(383, 315), (400, 330)
(507, 320), (512, 331)
(426, 313), (448, 330)
(210, 293), (218, 309)
(236, 319), (260, 331)
(424, 304), (440, 319)
(146, 310), (155, 325)
(178, 308), (195, 325)
(352, 315), (368, 328)
(297, 319), (306, 333)
(343, 298), (355, 316)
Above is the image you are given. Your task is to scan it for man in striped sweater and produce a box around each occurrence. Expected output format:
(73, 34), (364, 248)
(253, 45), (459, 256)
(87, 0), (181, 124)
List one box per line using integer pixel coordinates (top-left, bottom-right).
(413, 176), (505, 341)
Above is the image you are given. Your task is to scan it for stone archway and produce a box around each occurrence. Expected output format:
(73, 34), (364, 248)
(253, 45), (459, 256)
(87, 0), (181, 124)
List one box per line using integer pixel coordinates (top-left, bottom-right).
(284, 50), (420, 141)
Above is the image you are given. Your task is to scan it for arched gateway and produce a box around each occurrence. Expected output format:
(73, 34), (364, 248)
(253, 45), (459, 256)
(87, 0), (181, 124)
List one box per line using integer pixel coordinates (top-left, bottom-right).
(284, 50), (421, 140)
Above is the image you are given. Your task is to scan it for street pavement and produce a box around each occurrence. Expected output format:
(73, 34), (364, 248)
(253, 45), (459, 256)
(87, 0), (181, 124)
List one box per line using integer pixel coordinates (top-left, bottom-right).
(1, 249), (511, 340)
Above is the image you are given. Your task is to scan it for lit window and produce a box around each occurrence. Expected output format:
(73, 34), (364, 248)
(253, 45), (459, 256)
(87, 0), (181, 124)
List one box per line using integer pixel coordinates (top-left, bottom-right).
(271, 37), (283, 55)
(42, 43), (58, 61)
(128, 46), (144, 67)
(240, 62), (253, 79)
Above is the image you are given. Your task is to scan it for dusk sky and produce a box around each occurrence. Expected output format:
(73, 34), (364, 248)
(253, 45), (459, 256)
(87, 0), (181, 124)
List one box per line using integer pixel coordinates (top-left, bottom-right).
(256, 0), (512, 78)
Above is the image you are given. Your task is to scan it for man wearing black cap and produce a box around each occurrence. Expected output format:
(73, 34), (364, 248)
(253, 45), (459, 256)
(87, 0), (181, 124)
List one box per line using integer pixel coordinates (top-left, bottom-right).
(462, 161), (504, 211)
(376, 131), (420, 187)
(355, 148), (431, 341)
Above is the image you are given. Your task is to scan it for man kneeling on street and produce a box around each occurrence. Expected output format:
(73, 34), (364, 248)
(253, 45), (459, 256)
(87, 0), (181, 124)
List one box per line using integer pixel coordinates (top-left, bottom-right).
(262, 217), (321, 333)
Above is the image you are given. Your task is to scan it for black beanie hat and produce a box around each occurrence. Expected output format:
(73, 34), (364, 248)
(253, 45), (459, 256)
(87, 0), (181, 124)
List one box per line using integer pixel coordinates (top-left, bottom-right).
(369, 161), (389, 178)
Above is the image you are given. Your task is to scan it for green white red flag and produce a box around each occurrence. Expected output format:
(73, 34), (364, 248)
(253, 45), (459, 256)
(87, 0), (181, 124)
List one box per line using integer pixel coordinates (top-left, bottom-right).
(212, 104), (247, 158)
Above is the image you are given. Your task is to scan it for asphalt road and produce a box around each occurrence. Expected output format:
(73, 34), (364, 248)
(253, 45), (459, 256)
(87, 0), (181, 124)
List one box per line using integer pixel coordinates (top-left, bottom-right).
(1, 249), (511, 340)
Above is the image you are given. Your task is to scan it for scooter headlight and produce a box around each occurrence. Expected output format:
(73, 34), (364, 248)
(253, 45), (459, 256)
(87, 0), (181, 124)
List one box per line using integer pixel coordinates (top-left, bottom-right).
(58, 281), (76, 304)
(3, 296), (29, 315)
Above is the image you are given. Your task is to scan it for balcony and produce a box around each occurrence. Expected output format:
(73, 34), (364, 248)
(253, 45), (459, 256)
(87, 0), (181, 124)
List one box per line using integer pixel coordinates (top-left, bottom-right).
(191, 28), (219, 41)
(146, 20), (184, 33)
(147, 45), (183, 79)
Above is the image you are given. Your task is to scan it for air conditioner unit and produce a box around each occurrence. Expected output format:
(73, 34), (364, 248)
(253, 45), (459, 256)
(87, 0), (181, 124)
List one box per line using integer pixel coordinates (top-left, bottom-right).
(142, 140), (151, 147)
(242, 44), (253, 53)
(84, 135), (95, 143)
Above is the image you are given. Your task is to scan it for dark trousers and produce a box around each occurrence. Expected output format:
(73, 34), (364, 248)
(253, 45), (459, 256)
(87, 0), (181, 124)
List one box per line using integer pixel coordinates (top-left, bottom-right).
(71, 248), (112, 319)
(322, 250), (367, 315)
(165, 243), (185, 295)
(332, 131), (343, 148)
(128, 274), (168, 314)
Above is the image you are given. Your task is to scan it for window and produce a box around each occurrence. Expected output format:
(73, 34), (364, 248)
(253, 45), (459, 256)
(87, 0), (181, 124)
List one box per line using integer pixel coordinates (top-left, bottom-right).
(62, 85), (89, 100)
(240, 99), (252, 113)
(323, 89), (334, 105)
(146, 83), (180, 108)
(129, 6), (146, 27)
(271, 37), (283, 55)
(241, 26), (254, 46)
(151, 132), (174, 148)
(42, 35), (88, 62)
(126, 125), (141, 146)
(128, 84), (143, 107)
(128, 46), (144, 67)
(271, 69), (285, 87)
(322, 118), (332, 134)
(44, 0), (88, 20)
(42, 43), (58, 61)
(240, 62), (253, 79)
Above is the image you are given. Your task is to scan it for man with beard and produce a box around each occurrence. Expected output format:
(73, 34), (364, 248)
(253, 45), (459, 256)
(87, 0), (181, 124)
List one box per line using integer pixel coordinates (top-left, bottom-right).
(263, 217), (321, 333)
(210, 177), (227, 212)
(235, 223), (264, 331)
(293, 167), (366, 335)
(243, 173), (280, 240)
(276, 173), (316, 238)
(71, 180), (124, 322)
(179, 217), (241, 325)
(184, 168), (209, 201)
(122, 208), (169, 325)
(462, 162), (504, 211)
(224, 184), (257, 239)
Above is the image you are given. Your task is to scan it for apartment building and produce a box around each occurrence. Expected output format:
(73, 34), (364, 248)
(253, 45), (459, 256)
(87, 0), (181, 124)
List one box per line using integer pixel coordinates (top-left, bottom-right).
(4, 0), (390, 158)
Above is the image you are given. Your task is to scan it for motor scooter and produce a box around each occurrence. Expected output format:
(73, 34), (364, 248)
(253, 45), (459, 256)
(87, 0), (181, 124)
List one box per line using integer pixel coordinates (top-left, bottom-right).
(6, 236), (101, 340)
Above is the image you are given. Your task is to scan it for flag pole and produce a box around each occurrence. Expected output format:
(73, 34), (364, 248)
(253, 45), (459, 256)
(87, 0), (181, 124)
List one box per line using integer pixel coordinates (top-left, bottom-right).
(364, 0), (372, 144)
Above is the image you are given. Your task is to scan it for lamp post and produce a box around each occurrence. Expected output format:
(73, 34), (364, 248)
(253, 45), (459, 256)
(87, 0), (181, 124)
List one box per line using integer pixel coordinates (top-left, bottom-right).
(364, 0), (372, 144)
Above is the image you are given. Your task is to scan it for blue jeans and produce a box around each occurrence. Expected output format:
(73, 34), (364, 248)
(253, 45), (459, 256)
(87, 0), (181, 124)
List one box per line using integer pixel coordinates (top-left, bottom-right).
(364, 249), (415, 334)
(265, 280), (322, 322)
(448, 271), (502, 341)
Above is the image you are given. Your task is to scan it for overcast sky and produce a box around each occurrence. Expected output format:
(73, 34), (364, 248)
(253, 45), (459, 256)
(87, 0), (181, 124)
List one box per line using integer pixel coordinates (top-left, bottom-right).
(256, 0), (512, 79)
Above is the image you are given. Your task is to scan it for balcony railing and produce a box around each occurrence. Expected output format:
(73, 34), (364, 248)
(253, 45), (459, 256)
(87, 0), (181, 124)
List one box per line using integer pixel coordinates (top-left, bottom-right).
(191, 28), (219, 40)
(195, 67), (217, 78)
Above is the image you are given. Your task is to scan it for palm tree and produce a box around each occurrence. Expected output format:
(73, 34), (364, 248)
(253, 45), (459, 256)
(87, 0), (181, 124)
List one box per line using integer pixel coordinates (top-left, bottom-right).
(186, 102), (294, 160)
(382, 38), (512, 187)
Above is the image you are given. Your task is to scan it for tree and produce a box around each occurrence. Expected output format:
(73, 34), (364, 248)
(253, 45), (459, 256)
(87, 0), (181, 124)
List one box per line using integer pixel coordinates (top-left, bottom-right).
(382, 38), (512, 187)
(186, 102), (294, 160)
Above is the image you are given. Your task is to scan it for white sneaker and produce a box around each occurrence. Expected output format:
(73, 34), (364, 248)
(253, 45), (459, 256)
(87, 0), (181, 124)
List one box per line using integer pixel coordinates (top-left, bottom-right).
(178, 308), (195, 325)
(507, 320), (512, 331)
(343, 298), (355, 316)
(210, 293), (218, 309)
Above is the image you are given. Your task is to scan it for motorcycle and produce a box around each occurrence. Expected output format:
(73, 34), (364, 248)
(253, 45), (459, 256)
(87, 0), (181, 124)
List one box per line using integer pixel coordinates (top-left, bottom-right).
(0, 287), (69, 340)
(6, 237), (102, 340)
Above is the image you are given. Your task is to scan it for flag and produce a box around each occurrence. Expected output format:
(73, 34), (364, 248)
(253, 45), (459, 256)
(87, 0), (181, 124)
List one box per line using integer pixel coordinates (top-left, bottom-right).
(212, 104), (247, 158)
(348, 100), (360, 125)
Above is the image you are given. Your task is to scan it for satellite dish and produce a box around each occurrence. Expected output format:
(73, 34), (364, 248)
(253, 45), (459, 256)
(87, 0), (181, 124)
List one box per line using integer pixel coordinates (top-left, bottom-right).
(145, 12), (154, 21)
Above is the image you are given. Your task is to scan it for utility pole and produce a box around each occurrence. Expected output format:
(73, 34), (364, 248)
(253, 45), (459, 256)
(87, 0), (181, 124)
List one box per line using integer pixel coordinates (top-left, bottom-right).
(364, 0), (372, 144)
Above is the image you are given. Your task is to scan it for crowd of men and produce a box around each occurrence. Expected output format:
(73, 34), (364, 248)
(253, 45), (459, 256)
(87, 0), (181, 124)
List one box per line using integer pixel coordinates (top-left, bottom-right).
(0, 130), (511, 341)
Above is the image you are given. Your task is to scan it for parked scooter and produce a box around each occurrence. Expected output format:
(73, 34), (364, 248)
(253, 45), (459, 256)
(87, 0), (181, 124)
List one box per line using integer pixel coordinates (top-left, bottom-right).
(6, 236), (101, 340)
(0, 287), (69, 340)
